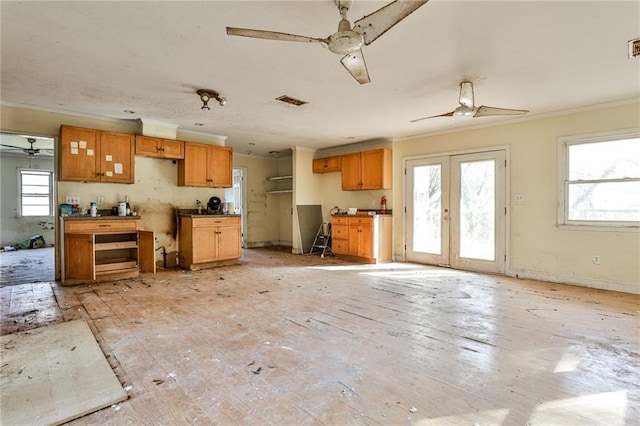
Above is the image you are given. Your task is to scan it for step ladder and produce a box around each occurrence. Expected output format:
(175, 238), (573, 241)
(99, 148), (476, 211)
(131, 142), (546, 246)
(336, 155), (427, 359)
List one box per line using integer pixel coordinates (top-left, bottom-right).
(306, 223), (332, 258)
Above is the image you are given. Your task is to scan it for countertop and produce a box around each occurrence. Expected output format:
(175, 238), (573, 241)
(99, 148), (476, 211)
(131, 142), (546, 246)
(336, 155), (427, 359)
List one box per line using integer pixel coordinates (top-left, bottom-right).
(332, 210), (392, 217)
(61, 215), (140, 221)
(176, 208), (240, 218)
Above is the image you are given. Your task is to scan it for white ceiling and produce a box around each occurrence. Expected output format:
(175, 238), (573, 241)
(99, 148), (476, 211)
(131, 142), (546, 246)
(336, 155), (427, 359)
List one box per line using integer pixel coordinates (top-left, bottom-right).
(1, 0), (639, 157)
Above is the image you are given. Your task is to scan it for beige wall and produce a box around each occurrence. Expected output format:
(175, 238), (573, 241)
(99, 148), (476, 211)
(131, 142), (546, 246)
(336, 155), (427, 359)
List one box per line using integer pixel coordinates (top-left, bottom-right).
(392, 102), (640, 293)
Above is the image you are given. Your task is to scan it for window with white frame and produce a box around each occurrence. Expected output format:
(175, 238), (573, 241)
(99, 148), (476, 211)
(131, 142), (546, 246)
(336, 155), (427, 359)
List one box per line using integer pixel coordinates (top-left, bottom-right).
(558, 129), (640, 229)
(19, 169), (53, 217)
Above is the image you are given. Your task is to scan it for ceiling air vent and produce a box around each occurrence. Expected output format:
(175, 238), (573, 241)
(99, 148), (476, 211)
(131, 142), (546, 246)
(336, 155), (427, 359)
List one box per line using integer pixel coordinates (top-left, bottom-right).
(276, 95), (308, 106)
(629, 38), (640, 58)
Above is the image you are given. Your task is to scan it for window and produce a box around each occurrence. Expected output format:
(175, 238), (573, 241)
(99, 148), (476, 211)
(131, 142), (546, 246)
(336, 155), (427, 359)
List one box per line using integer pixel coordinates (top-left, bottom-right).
(558, 129), (640, 230)
(19, 169), (53, 217)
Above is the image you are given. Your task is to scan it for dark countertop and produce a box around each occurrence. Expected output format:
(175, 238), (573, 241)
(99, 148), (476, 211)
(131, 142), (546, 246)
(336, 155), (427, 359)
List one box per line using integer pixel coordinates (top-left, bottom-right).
(176, 208), (240, 218)
(61, 215), (140, 220)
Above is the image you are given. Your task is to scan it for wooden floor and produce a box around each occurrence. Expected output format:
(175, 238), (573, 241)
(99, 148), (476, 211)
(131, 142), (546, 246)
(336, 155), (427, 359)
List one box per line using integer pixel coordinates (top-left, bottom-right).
(1, 248), (638, 425)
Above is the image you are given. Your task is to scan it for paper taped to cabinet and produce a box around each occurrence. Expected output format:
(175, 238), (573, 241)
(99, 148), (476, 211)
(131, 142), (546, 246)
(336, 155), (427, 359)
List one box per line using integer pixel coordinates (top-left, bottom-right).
(114, 163), (123, 174)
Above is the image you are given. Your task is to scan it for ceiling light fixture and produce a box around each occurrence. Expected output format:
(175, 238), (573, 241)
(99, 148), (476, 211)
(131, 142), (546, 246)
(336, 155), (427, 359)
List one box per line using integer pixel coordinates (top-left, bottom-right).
(197, 89), (227, 111)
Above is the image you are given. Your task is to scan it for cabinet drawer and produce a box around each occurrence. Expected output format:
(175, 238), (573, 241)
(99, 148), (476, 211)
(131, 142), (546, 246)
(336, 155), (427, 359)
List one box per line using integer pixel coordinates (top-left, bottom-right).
(191, 216), (240, 228)
(332, 224), (348, 239)
(332, 216), (349, 225)
(65, 220), (139, 233)
(349, 216), (373, 225)
(313, 156), (341, 173)
(332, 239), (348, 255)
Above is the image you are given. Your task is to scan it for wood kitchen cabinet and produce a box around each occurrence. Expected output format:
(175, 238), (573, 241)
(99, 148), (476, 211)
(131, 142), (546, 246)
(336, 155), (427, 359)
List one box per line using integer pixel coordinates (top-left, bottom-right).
(61, 218), (155, 285)
(313, 156), (341, 173)
(135, 135), (184, 159)
(178, 142), (233, 187)
(179, 215), (242, 270)
(341, 148), (392, 190)
(331, 214), (392, 264)
(60, 125), (135, 183)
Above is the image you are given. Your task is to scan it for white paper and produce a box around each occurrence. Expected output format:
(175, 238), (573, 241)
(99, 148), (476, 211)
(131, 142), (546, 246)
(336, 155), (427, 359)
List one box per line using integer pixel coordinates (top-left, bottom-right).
(105, 170), (113, 177)
(105, 154), (113, 162)
(87, 149), (94, 156)
(70, 147), (79, 155)
(114, 163), (123, 174)
(79, 140), (87, 149)
(70, 141), (79, 148)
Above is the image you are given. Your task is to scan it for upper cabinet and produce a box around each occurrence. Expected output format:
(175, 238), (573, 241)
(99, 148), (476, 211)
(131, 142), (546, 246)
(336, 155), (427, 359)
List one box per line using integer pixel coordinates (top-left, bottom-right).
(341, 148), (392, 190)
(135, 135), (184, 159)
(60, 125), (135, 184)
(313, 156), (341, 173)
(178, 142), (232, 188)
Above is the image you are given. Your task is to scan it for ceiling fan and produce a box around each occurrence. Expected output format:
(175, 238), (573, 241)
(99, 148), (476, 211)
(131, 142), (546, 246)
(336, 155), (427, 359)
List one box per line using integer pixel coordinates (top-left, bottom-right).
(226, 0), (429, 84)
(0, 138), (50, 158)
(411, 81), (530, 122)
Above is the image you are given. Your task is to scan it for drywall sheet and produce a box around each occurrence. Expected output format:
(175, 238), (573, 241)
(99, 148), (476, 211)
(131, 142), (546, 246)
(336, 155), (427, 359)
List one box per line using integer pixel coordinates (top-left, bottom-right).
(0, 320), (127, 425)
(296, 204), (323, 254)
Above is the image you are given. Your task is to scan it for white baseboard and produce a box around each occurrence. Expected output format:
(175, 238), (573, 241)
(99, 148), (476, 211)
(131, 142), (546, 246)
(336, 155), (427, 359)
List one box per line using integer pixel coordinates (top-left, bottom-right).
(508, 268), (640, 295)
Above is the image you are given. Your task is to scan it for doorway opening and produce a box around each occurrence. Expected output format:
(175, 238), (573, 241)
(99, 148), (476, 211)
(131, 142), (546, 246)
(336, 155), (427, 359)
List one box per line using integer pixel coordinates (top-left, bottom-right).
(229, 166), (247, 247)
(405, 149), (507, 274)
(0, 132), (56, 286)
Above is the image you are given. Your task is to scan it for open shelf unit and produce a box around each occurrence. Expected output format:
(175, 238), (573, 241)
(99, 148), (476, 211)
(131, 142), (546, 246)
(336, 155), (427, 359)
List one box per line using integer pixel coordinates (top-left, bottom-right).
(266, 175), (293, 194)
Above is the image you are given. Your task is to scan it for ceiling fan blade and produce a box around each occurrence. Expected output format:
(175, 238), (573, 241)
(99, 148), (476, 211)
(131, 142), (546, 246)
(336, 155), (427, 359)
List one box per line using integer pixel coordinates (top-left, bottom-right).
(410, 111), (455, 122)
(0, 143), (26, 150)
(226, 27), (327, 44)
(353, 0), (429, 46)
(341, 49), (371, 84)
(474, 105), (529, 117)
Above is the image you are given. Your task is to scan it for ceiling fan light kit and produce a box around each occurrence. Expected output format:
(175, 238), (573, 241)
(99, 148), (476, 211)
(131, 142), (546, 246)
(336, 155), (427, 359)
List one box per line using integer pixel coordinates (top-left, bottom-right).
(226, 0), (429, 84)
(197, 89), (227, 111)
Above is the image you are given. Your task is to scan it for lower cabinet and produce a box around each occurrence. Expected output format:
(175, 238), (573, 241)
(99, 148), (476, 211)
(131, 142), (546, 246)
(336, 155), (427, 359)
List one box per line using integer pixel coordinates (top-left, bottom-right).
(179, 215), (242, 270)
(331, 215), (392, 264)
(62, 218), (155, 285)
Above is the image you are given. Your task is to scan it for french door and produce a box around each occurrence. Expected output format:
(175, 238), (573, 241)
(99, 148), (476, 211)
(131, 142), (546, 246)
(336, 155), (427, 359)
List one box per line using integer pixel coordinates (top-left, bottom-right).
(406, 150), (506, 274)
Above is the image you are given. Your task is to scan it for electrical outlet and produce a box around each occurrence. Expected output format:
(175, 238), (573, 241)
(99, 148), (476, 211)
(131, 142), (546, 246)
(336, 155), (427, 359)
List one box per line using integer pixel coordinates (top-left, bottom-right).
(97, 197), (104, 205)
(592, 255), (601, 265)
(65, 196), (80, 204)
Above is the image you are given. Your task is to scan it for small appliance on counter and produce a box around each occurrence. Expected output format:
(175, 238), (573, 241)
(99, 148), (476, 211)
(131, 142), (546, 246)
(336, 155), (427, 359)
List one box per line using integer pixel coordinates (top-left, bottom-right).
(207, 196), (222, 212)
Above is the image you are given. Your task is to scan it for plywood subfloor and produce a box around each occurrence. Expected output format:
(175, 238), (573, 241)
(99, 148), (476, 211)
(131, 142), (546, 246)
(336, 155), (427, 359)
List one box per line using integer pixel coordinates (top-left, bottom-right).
(0, 320), (127, 425)
(1, 248), (638, 425)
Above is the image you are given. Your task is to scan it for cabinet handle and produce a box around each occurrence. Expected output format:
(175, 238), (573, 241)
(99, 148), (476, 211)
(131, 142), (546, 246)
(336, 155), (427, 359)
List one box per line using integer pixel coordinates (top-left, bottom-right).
(98, 224), (110, 228)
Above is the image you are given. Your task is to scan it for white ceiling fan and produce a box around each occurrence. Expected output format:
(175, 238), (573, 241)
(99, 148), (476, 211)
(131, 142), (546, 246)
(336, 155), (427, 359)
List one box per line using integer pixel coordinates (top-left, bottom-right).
(226, 0), (429, 84)
(411, 81), (530, 122)
(0, 137), (53, 158)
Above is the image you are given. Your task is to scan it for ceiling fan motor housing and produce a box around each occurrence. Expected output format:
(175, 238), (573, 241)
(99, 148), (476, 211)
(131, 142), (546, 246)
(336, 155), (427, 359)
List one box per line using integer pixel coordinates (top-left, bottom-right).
(328, 19), (363, 54)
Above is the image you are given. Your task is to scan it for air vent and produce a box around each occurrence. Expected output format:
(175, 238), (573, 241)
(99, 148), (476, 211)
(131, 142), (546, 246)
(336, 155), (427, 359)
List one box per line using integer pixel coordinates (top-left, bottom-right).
(276, 95), (308, 106)
(629, 38), (640, 58)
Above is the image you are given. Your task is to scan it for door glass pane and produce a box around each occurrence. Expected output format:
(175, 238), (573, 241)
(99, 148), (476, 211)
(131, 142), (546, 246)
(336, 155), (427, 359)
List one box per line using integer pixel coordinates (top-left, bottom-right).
(459, 160), (495, 260)
(413, 165), (441, 254)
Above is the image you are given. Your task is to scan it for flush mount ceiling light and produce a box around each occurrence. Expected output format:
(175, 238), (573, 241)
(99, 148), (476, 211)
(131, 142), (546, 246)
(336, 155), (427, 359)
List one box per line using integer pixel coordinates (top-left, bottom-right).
(197, 89), (227, 111)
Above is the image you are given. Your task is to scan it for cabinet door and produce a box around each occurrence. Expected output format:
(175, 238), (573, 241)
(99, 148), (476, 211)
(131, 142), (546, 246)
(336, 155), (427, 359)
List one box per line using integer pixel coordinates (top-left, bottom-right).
(358, 225), (374, 258)
(216, 225), (242, 260)
(313, 156), (341, 173)
(162, 139), (185, 159)
(341, 153), (362, 190)
(138, 230), (156, 273)
(60, 126), (99, 182)
(135, 136), (162, 157)
(361, 149), (392, 190)
(100, 131), (135, 183)
(192, 227), (218, 263)
(65, 233), (95, 280)
(179, 143), (210, 186)
(208, 146), (233, 187)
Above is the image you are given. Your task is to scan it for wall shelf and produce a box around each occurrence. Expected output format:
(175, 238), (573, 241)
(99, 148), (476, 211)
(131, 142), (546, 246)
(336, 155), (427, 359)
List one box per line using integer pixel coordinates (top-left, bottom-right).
(266, 175), (292, 194)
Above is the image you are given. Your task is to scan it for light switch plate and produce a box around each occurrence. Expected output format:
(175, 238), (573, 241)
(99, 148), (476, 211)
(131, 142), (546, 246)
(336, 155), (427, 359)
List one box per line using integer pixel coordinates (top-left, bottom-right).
(515, 194), (525, 202)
